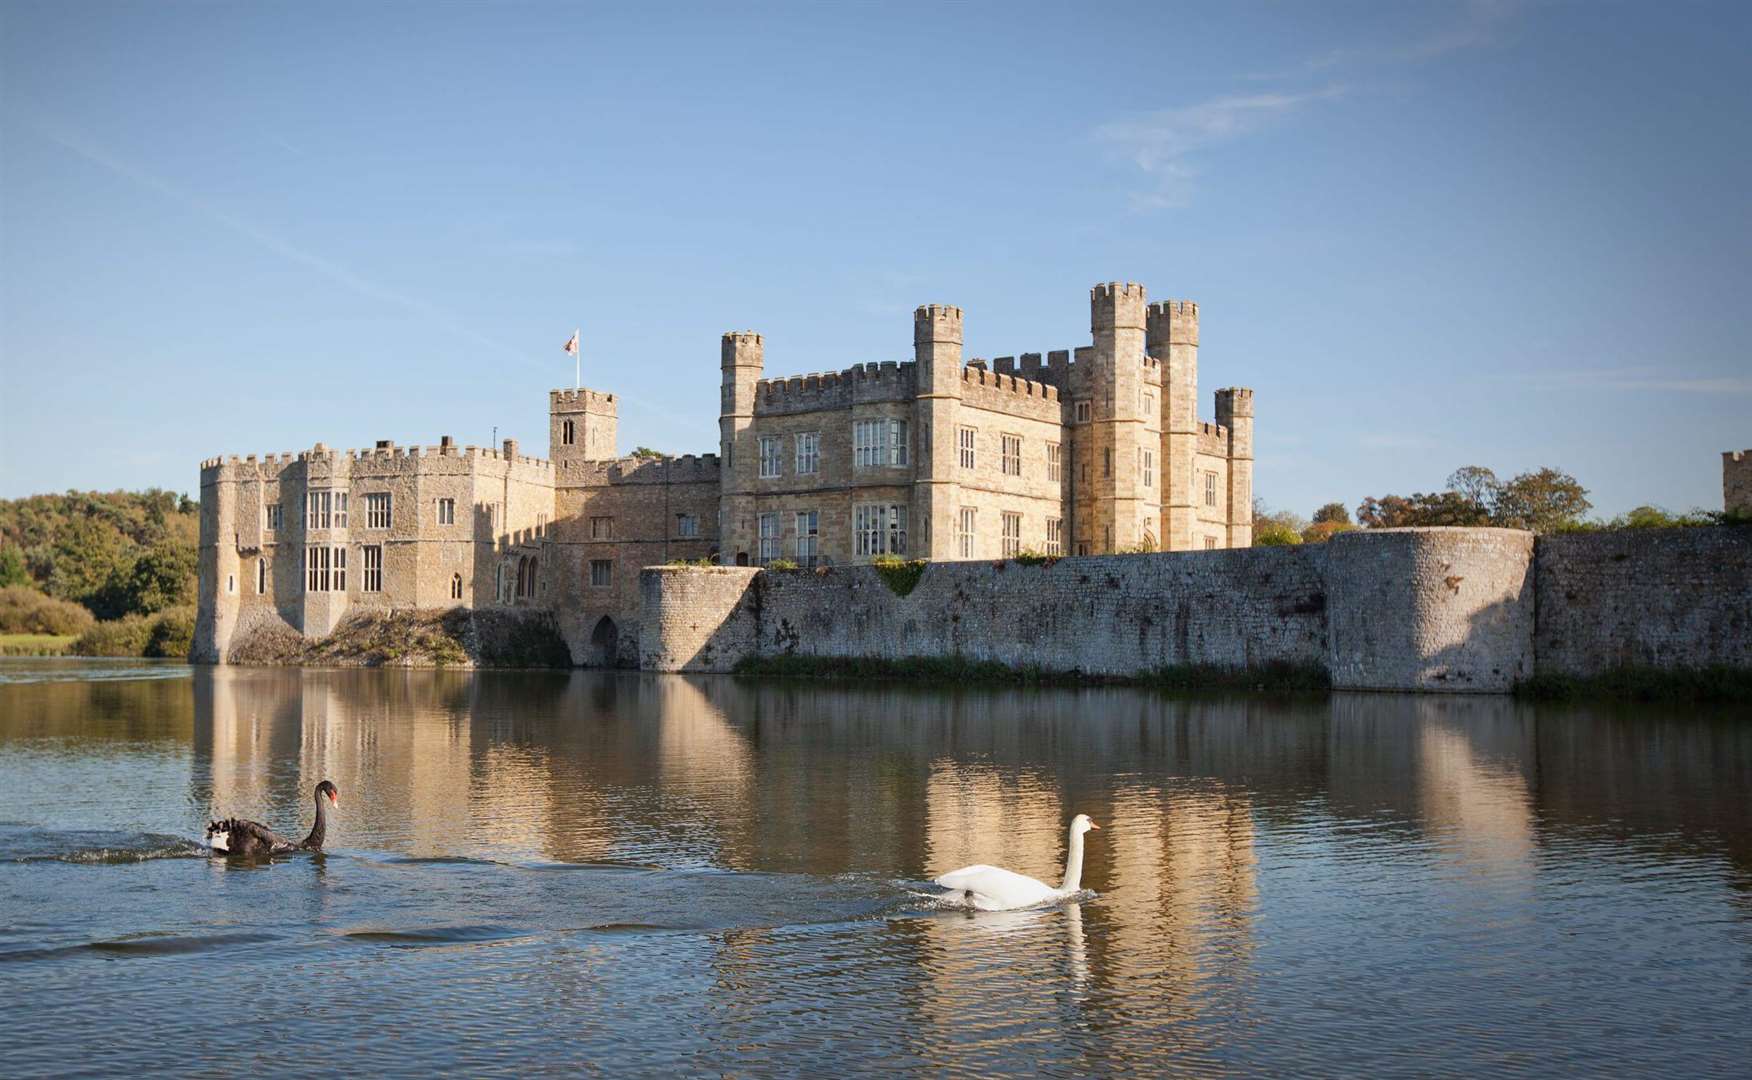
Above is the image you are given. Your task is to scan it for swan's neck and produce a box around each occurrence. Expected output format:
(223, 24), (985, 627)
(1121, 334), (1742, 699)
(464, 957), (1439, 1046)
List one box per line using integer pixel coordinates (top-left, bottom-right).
(302, 793), (328, 850)
(1060, 828), (1086, 893)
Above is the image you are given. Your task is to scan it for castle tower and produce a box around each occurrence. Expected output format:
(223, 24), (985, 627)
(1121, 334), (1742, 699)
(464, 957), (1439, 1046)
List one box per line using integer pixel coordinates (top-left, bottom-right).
(1148, 299), (1198, 551)
(719, 331), (763, 563)
(192, 459), (242, 662)
(1215, 387), (1254, 547)
(912, 304), (963, 557)
(1088, 282), (1150, 552)
(550, 388), (618, 464)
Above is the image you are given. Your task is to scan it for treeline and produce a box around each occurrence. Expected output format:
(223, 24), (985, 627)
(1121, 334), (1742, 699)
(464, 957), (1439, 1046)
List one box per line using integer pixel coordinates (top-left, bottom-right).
(0, 490), (199, 657)
(1256, 465), (1741, 546)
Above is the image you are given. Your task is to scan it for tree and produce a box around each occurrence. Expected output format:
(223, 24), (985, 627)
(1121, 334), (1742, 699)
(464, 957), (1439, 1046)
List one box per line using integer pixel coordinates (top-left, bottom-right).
(0, 545), (28, 588)
(1356, 491), (1490, 528)
(1301, 520), (1356, 543)
(1254, 522), (1303, 546)
(1492, 467), (1590, 533)
(1445, 466), (1501, 512)
(1311, 502), (1351, 525)
(631, 446), (666, 459)
(117, 540), (197, 615)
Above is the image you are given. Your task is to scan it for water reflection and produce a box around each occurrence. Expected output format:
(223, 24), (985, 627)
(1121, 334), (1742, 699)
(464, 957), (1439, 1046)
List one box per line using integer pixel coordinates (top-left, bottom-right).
(2, 661), (1750, 1076)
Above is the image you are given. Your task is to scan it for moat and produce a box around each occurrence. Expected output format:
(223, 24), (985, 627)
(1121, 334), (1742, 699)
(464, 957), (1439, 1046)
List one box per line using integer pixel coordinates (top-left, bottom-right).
(3, 660), (1749, 1077)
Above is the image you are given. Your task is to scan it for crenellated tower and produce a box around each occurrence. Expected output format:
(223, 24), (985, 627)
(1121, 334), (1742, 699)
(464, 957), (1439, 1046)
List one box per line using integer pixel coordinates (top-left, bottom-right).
(1148, 299), (1199, 552)
(719, 331), (764, 563)
(1086, 282), (1151, 552)
(550, 388), (618, 464)
(1214, 387), (1254, 547)
(912, 304), (963, 556)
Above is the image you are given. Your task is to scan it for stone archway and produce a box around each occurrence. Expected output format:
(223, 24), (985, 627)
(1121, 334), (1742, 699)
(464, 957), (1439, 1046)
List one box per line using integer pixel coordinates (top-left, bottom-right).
(589, 615), (619, 668)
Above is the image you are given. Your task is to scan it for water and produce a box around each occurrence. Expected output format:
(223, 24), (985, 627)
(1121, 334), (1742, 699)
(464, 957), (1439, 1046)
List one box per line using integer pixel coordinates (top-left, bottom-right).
(2, 659), (1749, 1077)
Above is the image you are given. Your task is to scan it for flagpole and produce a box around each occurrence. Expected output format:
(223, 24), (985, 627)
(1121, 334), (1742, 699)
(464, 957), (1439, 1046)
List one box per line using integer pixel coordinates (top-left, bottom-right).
(574, 327), (580, 391)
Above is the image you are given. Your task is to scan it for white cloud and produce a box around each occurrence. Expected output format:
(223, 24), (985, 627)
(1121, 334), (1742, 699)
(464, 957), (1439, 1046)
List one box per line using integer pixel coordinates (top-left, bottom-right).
(1510, 368), (1752, 395)
(1095, 87), (1344, 209)
(1248, 0), (1522, 81)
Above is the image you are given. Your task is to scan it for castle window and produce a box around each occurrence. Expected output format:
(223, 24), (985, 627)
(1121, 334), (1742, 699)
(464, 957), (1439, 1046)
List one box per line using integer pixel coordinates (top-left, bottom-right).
(1076, 541), (1090, 556)
(956, 507), (976, 559)
(676, 513), (699, 538)
(257, 558), (267, 594)
(1046, 443), (1061, 483)
(436, 498), (455, 526)
(590, 559), (613, 588)
(591, 516), (614, 540)
(1104, 526), (1113, 551)
(265, 503), (282, 531)
(759, 436), (782, 479)
(855, 504), (907, 557)
(1001, 513), (1021, 558)
(1103, 449), (1113, 478)
(306, 490), (333, 529)
(1075, 401), (1091, 424)
(1205, 536), (1217, 550)
(1045, 518), (1063, 557)
(957, 426), (976, 470)
(1204, 471), (1217, 507)
(361, 545), (381, 593)
(1142, 449), (1154, 488)
(303, 545), (339, 591)
(227, 574), (235, 595)
(757, 513), (780, 564)
(1001, 434), (1022, 477)
(795, 510), (819, 567)
(450, 572), (463, 600)
(795, 432), (820, 476)
(562, 419), (575, 446)
(365, 493), (391, 529)
(856, 419), (909, 468)
(889, 420), (909, 467)
(1142, 391), (1155, 416)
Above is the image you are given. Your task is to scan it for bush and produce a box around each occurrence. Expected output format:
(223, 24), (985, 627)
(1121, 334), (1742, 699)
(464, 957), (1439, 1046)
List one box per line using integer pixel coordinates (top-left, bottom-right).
(0, 586), (98, 636)
(144, 606), (195, 658)
(72, 614), (153, 657)
(1253, 523), (1304, 546)
(1301, 521), (1356, 543)
(764, 558), (799, 572)
(871, 555), (928, 597)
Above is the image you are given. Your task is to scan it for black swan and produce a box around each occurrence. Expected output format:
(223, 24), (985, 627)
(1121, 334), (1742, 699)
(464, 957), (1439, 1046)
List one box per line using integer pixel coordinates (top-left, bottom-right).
(206, 781), (338, 856)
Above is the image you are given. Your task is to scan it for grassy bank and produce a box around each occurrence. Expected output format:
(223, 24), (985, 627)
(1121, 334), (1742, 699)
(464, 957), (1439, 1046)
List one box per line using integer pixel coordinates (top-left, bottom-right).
(0, 633), (77, 656)
(1515, 666), (1752, 704)
(731, 653), (1331, 693)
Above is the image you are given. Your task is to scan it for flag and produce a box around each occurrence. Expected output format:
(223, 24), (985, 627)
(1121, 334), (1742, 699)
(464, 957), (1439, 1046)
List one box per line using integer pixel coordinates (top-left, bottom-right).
(562, 330), (579, 356)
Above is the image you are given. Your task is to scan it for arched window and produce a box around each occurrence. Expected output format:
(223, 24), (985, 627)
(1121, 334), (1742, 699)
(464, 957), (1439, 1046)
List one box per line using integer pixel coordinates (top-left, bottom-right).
(450, 572), (463, 600)
(528, 557), (538, 598)
(562, 419), (575, 446)
(515, 556), (529, 598)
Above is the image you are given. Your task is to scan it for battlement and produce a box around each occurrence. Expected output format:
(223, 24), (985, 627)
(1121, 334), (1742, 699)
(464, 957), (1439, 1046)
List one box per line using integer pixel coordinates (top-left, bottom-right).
(1147, 299), (1199, 347)
(559, 452), (722, 487)
(1197, 421), (1232, 457)
(1092, 282), (1146, 303)
(551, 387), (618, 412)
(722, 330), (763, 345)
(200, 439), (555, 478)
(1214, 386), (1254, 418)
(959, 364), (1060, 421)
(913, 304), (964, 345)
(753, 360), (918, 414)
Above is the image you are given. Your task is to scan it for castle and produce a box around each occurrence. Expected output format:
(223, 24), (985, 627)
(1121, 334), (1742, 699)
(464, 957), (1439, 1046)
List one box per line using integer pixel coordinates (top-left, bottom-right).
(195, 281), (1255, 665)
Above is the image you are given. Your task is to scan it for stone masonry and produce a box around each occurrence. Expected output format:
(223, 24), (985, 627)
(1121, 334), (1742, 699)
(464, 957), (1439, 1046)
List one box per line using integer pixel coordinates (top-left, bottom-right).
(196, 281), (1256, 665)
(1727, 450), (1752, 515)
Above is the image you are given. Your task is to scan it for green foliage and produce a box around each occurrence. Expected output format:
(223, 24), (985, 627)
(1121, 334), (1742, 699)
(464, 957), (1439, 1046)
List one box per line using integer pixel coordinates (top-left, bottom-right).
(1011, 549), (1059, 567)
(1253, 522), (1304, 546)
(870, 555), (928, 597)
(0, 490), (199, 619)
(763, 558), (800, 571)
(1112, 543), (1157, 555)
(1516, 666), (1752, 704)
(1356, 465), (1591, 534)
(667, 557), (716, 567)
(0, 586), (97, 636)
(630, 446), (666, 459)
(1300, 521), (1356, 543)
(144, 606), (195, 658)
(0, 633), (76, 657)
(1311, 502), (1351, 525)
(72, 615), (154, 657)
(0, 546), (28, 588)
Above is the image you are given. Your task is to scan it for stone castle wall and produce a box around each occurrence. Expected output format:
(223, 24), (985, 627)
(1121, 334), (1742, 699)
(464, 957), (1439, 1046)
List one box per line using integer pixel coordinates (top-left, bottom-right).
(639, 526), (1752, 691)
(1533, 527), (1752, 677)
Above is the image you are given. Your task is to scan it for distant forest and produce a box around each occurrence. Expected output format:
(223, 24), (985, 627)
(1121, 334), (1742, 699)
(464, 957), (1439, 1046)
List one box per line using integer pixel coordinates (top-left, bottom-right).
(0, 490), (199, 656)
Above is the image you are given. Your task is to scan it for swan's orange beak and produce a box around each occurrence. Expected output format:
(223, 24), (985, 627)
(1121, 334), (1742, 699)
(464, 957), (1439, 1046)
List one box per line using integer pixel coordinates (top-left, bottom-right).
(329, 793), (339, 807)
(1088, 822), (1100, 830)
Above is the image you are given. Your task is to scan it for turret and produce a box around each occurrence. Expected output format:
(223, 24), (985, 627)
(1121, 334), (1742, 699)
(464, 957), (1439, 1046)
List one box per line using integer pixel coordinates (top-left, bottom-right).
(913, 304), (963, 395)
(1087, 283), (1150, 552)
(550, 388), (618, 463)
(912, 305), (963, 556)
(719, 331), (764, 562)
(1214, 387), (1254, 547)
(1149, 299), (1199, 552)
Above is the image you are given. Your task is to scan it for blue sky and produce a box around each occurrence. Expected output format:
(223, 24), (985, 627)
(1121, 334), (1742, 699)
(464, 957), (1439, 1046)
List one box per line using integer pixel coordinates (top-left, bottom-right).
(2, 1), (1747, 517)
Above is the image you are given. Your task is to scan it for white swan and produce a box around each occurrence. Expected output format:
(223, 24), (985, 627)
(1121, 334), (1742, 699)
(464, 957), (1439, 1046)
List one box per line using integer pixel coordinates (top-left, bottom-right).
(933, 813), (1100, 911)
